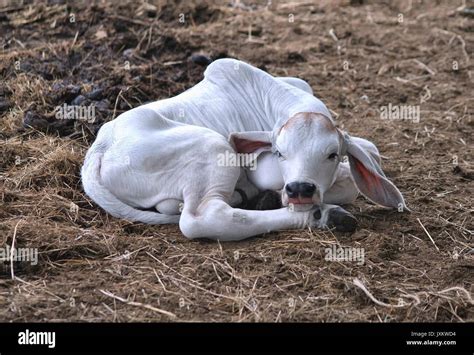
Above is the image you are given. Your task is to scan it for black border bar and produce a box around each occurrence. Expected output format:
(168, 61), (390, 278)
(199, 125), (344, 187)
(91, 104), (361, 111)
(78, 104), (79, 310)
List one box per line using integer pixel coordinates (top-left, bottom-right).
(0, 322), (472, 353)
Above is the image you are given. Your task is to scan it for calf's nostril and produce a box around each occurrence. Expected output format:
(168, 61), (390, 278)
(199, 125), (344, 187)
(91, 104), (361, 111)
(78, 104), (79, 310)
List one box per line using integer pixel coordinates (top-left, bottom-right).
(285, 182), (316, 198)
(285, 182), (298, 197)
(300, 183), (316, 196)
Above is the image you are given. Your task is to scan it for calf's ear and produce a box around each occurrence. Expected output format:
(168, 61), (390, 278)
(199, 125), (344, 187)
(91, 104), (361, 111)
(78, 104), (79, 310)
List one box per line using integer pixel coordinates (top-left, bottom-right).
(229, 131), (273, 154)
(342, 133), (408, 210)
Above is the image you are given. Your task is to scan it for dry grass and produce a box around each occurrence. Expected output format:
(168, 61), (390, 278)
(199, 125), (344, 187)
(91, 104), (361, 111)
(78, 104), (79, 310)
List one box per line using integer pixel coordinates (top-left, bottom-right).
(0, 0), (472, 322)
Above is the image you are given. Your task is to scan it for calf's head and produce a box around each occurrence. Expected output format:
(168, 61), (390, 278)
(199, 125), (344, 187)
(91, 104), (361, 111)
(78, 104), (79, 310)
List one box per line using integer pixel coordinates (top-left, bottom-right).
(229, 112), (406, 211)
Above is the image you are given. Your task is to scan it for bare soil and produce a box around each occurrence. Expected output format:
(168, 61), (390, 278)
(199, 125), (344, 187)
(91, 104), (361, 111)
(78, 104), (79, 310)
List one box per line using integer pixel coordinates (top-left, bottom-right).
(0, 0), (472, 322)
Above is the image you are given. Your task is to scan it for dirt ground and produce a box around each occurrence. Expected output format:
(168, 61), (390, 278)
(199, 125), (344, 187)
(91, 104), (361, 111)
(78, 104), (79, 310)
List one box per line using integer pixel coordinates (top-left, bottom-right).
(0, 0), (472, 322)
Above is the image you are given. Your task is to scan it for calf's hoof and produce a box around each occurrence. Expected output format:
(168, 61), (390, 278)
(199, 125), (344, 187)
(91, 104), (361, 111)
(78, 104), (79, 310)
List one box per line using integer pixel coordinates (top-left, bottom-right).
(313, 206), (358, 233)
(327, 207), (358, 233)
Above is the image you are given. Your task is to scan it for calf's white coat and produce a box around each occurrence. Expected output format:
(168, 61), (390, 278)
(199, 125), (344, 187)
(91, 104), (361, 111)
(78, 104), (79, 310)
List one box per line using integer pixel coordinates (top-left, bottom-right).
(82, 59), (405, 240)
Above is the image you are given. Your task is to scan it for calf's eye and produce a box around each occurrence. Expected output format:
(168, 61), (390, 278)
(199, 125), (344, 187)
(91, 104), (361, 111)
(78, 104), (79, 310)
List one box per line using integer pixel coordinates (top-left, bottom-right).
(328, 153), (338, 160)
(275, 150), (284, 158)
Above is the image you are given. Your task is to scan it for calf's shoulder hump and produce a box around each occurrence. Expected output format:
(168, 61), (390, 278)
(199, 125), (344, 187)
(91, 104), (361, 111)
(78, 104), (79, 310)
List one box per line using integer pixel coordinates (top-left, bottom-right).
(204, 58), (266, 84)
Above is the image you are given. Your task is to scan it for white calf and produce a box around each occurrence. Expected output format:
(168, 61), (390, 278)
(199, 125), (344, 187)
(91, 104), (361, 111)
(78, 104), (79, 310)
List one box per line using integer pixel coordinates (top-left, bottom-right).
(82, 59), (406, 240)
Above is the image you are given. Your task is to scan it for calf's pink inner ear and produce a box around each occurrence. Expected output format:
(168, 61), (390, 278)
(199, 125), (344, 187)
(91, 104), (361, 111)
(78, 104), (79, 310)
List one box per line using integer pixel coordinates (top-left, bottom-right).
(354, 158), (382, 191)
(233, 137), (271, 154)
(349, 153), (405, 209)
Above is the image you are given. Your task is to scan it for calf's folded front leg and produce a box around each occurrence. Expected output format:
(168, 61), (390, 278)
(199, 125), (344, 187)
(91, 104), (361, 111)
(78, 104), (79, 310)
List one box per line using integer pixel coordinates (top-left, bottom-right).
(179, 199), (317, 241)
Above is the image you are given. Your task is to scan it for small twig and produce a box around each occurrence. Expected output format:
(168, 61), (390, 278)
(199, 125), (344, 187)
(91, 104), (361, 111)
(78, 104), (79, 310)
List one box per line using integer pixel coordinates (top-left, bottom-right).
(99, 289), (177, 319)
(10, 220), (22, 280)
(417, 218), (440, 252)
(109, 15), (151, 27)
(112, 89), (123, 119)
(328, 28), (338, 42)
(433, 28), (470, 62)
(353, 278), (407, 308)
(162, 60), (184, 66)
(439, 216), (473, 235)
(70, 30), (79, 50)
(15, 277), (65, 301)
(412, 59), (436, 76)
(153, 268), (168, 292)
(438, 287), (473, 305)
